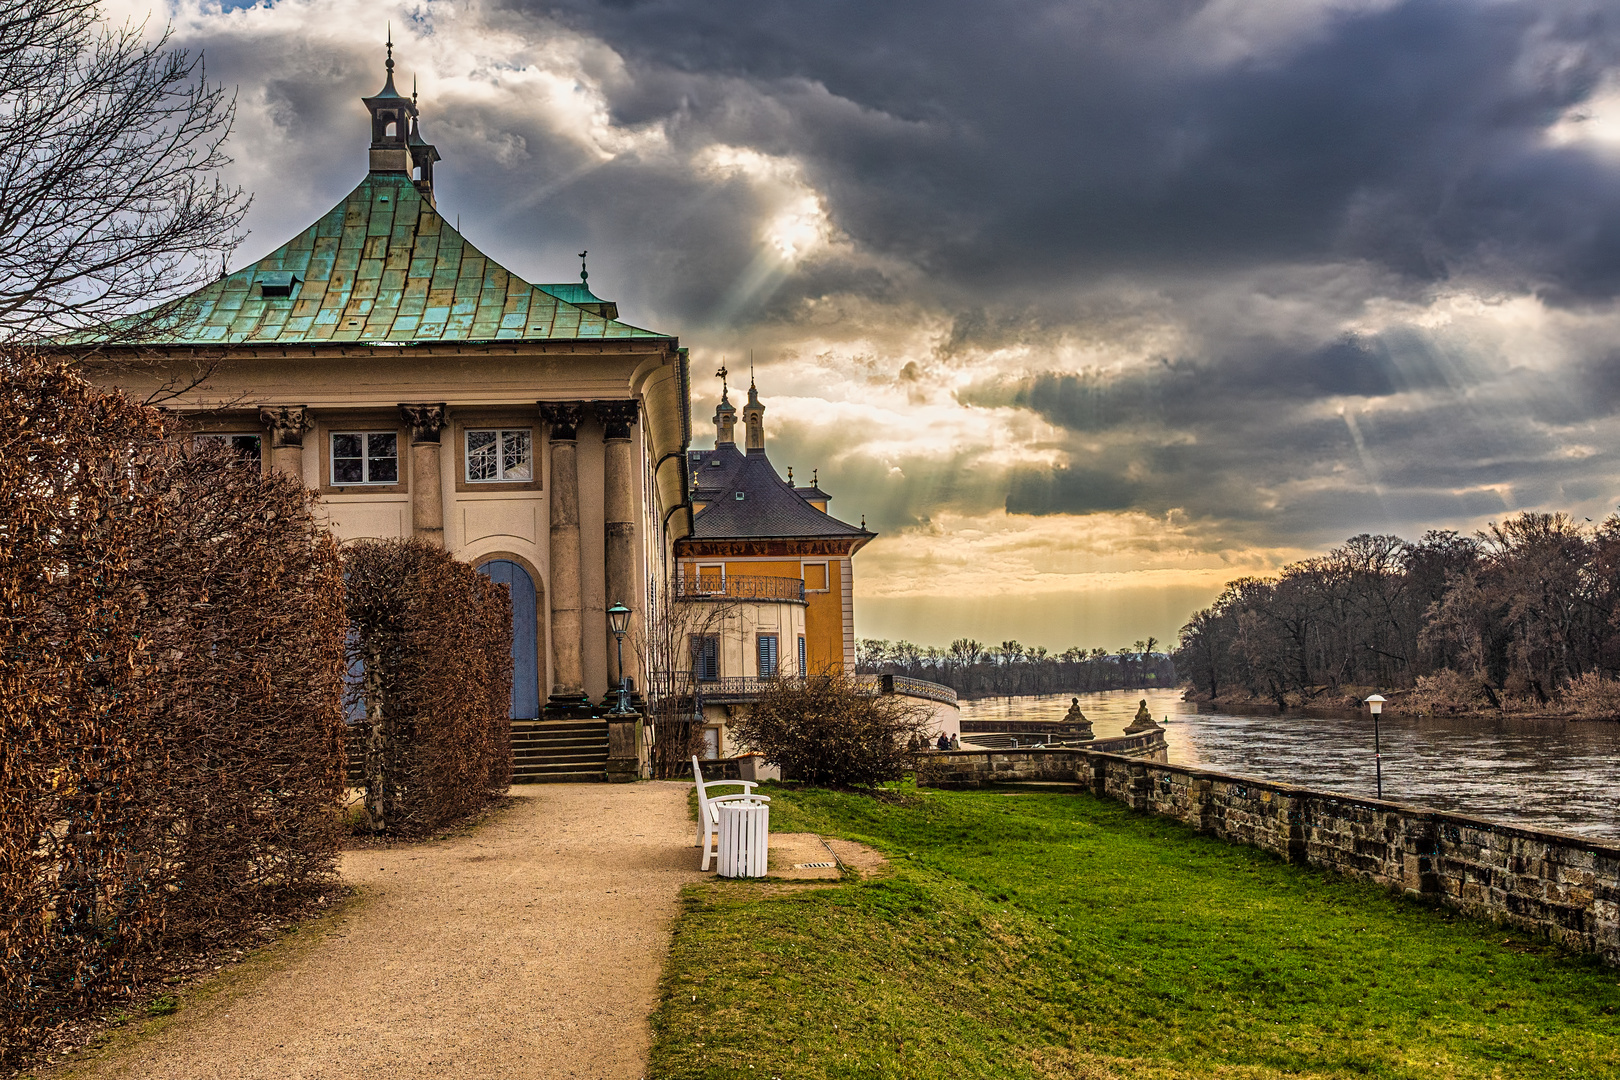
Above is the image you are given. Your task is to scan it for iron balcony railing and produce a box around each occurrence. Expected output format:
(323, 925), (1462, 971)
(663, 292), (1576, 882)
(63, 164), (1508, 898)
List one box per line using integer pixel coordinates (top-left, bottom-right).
(674, 574), (806, 603)
(645, 671), (958, 707)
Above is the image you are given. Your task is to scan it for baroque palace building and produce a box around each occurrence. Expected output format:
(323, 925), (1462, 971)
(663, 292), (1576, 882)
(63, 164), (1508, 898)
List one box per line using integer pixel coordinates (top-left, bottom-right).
(60, 46), (693, 729)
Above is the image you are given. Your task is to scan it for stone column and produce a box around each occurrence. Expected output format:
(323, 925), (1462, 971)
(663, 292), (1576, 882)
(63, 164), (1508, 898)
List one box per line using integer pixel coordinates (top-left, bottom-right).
(597, 400), (640, 706)
(400, 403), (448, 547)
(540, 402), (590, 716)
(260, 405), (313, 484)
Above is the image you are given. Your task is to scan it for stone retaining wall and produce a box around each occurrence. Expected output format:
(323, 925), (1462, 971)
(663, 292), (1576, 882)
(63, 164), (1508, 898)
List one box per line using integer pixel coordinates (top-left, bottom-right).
(918, 745), (1620, 964)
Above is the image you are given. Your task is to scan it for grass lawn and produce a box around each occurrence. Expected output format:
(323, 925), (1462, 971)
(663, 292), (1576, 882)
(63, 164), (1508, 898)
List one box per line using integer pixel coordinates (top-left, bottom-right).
(649, 783), (1620, 1080)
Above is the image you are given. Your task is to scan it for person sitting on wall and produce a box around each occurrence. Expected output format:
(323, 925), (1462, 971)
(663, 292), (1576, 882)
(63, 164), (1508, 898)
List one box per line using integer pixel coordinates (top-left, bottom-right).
(936, 732), (950, 751)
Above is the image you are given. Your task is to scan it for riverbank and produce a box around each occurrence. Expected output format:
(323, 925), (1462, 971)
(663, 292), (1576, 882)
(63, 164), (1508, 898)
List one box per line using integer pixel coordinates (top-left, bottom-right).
(1185, 687), (1620, 723)
(652, 783), (1620, 1079)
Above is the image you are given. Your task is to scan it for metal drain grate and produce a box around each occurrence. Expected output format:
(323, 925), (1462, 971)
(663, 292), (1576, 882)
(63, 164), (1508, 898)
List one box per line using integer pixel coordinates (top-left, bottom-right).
(795, 862), (836, 869)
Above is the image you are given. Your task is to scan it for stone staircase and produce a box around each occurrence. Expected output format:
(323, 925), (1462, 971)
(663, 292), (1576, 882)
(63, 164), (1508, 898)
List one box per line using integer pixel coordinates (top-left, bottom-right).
(510, 720), (609, 783)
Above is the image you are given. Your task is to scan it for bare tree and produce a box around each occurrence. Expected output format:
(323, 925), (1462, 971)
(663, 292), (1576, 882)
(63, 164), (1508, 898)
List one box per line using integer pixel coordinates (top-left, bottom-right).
(637, 577), (740, 780)
(0, 0), (246, 339)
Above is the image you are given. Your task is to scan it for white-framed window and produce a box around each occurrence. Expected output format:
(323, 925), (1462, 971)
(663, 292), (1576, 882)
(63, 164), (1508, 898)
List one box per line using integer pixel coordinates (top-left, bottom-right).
(195, 433), (262, 461)
(757, 634), (779, 677)
(696, 563), (725, 594)
(466, 428), (533, 482)
(798, 635), (807, 675)
(331, 432), (398, 484)
(702, 727), (720, 760)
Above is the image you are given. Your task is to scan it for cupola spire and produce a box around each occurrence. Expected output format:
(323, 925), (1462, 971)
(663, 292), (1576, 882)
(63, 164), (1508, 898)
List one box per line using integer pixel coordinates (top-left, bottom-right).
(714, 362), (737, 445)
(742, 361), (765, 452)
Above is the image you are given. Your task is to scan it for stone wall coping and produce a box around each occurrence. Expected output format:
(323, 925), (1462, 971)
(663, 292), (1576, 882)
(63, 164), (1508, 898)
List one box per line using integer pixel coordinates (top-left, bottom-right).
(926, 744), (1620, 858)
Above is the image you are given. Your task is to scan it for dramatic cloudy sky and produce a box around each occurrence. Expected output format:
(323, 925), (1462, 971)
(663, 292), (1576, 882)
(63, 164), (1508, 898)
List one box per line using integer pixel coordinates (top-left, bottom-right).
(128, 0), (1620, 650)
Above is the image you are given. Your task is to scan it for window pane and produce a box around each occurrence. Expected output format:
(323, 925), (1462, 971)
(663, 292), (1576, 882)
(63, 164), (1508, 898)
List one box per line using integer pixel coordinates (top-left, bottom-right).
(467, 430), (497, 481)
(333, 432), (364, 483)
(758, 635), (778, 677)
(367, 433), (398, 483)
(229, 435), (262, 457)
(501, 430), (532, 480)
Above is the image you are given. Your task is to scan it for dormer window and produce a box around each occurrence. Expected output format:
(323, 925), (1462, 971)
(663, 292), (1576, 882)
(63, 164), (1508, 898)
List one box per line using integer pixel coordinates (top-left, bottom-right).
(735, 491), (745, 500)
(258, 271), (300, 298)
(709, 459), (721, 467)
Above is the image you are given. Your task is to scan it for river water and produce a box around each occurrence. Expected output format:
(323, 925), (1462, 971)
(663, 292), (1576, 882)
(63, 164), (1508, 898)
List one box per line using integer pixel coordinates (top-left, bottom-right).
(959, 689), (1620, 841)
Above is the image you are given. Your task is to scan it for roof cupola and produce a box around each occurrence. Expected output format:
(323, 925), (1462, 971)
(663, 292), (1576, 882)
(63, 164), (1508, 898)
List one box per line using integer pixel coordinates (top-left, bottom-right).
(742, 370), (765, 452)
(714, 364), (737, 444)
(407, 78), (441, 203)
(362, 31), (435, 181)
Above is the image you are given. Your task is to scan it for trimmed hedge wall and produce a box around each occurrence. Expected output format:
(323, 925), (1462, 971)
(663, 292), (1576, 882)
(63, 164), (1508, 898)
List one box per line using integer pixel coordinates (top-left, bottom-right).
(343, 539), (513, 836)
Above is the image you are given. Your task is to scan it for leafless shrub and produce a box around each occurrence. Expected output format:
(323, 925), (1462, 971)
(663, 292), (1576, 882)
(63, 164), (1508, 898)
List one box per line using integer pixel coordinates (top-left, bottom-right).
(0, 353), (344, 1067)
(729, 671), (931, 789)
(343, 540), (513, 836)
(1560, 672), (1620, 720)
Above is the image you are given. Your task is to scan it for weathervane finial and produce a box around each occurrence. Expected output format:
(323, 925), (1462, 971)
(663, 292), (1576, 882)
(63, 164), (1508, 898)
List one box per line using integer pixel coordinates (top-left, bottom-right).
(716, 361), (729, 399)
(579, 250), (589, 285)
(386, 23), (394, 76)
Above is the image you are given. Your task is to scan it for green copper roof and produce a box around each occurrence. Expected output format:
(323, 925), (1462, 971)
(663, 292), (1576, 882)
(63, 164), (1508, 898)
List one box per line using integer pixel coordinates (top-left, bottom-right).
(76, 173), (668, 346)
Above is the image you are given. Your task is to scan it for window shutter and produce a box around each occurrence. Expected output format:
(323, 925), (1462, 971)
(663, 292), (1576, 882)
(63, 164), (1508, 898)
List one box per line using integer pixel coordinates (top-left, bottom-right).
(758, 634), (778, 677)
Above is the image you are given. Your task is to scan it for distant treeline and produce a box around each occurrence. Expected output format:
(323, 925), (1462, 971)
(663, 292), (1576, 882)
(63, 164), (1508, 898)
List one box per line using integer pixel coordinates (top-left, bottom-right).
(1174, 513), (1620, 708)
(855, 638), (1177, 699)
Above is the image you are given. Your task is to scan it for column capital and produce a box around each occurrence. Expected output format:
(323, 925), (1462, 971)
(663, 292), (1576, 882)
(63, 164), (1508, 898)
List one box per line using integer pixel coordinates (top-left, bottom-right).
(594, 400), (638, 441)
(260, 405), (313, 449)
(539, 400), (585, 440)
(399, 403), (449, 444)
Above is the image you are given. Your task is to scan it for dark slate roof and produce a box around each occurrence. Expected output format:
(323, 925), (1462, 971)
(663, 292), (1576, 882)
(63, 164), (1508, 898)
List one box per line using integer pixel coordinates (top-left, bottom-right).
(66, 173), (668, 346)
(689, 443), (747, 502)
(690, 447), (871, 540)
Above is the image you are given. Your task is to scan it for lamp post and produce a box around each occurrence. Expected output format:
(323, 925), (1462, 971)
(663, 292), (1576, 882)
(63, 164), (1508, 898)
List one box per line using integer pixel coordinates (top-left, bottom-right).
(1365, 693), (1385, 799)
(607, 601), (632, 716)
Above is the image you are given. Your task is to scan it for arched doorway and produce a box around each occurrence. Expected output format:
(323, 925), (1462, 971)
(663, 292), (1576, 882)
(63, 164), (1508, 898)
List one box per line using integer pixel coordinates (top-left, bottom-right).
(478, 559), (540, 719)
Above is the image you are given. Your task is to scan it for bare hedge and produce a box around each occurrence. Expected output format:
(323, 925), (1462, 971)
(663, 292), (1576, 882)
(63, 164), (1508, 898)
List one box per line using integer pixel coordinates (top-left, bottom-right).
(0, 355), (346, 1067)
(344, 539), (513, 836)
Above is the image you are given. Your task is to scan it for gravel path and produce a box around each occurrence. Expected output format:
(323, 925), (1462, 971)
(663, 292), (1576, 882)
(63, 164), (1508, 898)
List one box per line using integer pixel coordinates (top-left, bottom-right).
(79, 783), (704, 1080)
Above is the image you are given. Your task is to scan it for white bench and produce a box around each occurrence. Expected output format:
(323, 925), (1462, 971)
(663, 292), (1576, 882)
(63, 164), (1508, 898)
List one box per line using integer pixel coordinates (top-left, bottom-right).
(692, 755), (770, 871)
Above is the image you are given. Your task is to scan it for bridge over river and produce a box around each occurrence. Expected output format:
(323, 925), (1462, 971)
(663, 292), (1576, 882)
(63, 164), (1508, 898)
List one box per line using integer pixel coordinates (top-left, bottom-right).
(961, 688), (1620, 841)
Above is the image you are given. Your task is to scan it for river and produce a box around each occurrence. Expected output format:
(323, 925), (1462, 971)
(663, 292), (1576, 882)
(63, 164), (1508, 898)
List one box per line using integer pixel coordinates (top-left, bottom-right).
(959, 688), (1620, 841)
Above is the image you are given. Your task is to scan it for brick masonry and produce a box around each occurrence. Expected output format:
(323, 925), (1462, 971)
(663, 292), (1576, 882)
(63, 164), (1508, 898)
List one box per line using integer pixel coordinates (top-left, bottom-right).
(917, 738), (1620, 966)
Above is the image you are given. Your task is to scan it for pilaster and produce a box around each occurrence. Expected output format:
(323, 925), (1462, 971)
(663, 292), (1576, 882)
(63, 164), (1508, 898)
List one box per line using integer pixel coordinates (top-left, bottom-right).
(540, 401), (591, 717)
(596, 399), (641, 705)
(260, 405), (313, 485)
(400, 403), (448, 547)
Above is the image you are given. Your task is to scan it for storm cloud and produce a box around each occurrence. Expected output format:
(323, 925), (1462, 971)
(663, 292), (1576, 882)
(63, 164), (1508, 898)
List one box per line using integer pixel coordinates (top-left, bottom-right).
(158, 0), (1620, 645)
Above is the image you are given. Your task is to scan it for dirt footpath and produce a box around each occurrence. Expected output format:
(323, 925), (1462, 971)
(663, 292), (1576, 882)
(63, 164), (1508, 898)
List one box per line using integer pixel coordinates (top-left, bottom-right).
(79, 783), (705, 1080)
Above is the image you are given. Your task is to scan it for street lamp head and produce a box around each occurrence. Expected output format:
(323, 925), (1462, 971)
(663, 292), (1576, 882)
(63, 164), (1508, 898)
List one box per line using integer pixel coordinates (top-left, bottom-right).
(607, 601), (631, 637)
(1365, 693), (1385, 716)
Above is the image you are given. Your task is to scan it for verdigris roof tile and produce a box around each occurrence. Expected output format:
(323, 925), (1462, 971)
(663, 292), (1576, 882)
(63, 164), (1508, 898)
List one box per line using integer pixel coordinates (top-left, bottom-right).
(67, 173), (668, 346)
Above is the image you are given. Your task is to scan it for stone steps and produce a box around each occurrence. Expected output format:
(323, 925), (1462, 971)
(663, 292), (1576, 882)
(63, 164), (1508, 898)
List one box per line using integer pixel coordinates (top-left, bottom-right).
(510, 720), (608, 784)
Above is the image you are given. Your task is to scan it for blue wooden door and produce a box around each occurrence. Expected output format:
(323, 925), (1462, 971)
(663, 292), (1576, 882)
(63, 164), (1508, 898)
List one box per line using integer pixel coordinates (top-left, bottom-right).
(479, 560), (540, 719)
